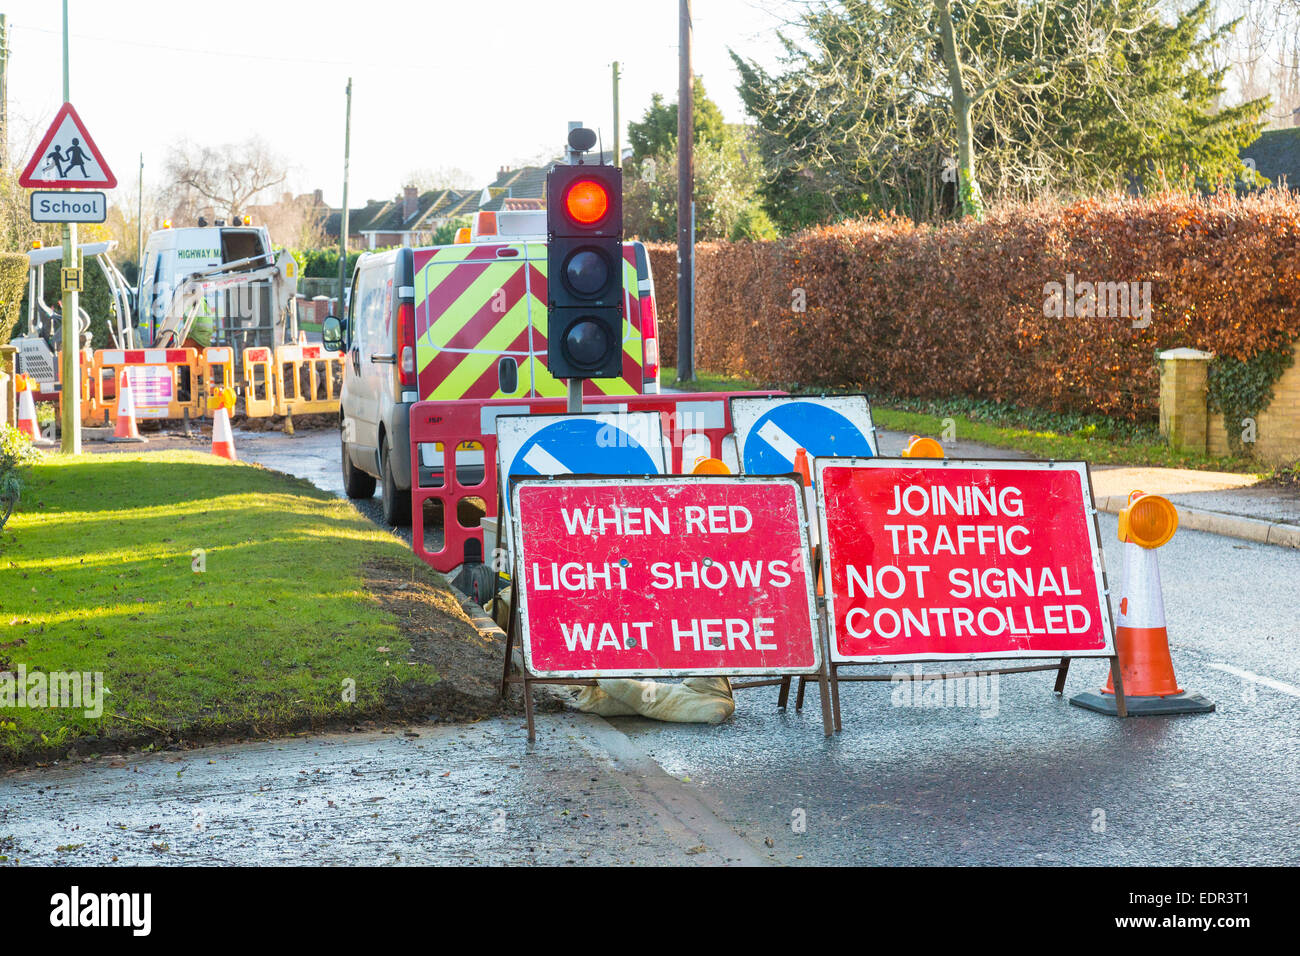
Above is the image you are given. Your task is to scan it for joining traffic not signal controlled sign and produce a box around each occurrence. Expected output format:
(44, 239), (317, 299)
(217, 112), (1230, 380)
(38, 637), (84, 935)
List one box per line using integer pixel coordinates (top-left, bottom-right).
(546, 163), (623, 379)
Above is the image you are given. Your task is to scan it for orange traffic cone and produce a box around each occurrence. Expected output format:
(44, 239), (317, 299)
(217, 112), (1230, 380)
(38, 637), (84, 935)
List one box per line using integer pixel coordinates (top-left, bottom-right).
(15, 375), (43, 442)
(107, 370), (146, 443)
(793, 447), (812, 485)
(1071, 492), (1213, 716)
(791, 446), (823, 558)
(210, 387), (237, 460)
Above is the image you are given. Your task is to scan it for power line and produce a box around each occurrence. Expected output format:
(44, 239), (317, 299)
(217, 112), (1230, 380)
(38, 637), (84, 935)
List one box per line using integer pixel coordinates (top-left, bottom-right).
(9, 22), (366, 68)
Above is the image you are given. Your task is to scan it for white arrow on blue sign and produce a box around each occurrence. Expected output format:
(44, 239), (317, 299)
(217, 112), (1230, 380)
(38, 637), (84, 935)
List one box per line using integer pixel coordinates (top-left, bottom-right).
(731, 395), (877, 480)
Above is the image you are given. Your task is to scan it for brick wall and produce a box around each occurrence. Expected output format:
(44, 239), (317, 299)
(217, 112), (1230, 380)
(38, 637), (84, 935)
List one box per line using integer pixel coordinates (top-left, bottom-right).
(1206, 340), (1300, 464)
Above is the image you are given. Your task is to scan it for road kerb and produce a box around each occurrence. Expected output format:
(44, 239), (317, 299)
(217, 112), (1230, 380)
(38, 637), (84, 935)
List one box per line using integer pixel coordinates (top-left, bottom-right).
(1094, 496), (1298, 550)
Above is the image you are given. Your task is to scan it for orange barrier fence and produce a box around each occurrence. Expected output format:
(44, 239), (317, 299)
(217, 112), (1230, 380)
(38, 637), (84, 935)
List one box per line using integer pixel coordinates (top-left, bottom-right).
(273, 344), (344, 417)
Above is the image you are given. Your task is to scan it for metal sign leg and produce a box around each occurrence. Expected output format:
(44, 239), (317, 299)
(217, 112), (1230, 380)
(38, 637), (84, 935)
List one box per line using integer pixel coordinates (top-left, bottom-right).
(1108, 656), (1129, 718)
(830, 663), (843, 733)
(1053, 657), (1071, 695)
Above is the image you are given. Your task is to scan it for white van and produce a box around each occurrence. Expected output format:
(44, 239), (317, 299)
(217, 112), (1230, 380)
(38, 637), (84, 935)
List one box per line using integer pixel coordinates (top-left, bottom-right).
(136, 224), (280, 351)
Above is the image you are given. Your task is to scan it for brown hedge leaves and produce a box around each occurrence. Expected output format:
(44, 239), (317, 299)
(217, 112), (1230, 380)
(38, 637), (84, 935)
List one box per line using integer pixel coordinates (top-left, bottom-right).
(648, 191), (1300, 421)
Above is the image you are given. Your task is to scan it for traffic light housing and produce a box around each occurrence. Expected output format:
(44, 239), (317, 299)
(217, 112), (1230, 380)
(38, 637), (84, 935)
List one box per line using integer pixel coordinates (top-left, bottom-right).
(546, 163), (623, 379)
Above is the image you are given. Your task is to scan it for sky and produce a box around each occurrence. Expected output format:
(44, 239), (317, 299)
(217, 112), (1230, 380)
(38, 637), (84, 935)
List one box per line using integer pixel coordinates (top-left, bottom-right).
(4, 0), (792, 210)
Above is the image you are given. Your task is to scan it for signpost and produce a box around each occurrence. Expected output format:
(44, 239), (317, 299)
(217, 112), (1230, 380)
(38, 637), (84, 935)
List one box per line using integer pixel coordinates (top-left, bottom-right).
(505, 475), (830, 740)
(814, 457), (1125, 729)
(19, 4), (117, 452)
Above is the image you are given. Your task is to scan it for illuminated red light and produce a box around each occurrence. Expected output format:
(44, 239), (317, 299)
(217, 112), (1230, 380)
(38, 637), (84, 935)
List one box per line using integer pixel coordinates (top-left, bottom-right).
(564, 179), (609, 225)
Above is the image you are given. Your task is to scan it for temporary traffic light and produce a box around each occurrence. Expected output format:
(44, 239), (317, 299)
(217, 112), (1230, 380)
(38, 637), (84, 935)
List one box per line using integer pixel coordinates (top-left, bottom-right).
(546, 161), (623, 379)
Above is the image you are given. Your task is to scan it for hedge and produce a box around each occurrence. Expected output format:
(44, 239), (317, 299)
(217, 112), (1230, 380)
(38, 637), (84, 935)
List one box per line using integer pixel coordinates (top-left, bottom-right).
(650, 191), (1300, 421)
(0, 253), (26, 347)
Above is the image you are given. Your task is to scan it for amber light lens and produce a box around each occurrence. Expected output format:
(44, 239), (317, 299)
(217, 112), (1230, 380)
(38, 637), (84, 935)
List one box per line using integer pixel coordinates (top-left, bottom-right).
(1125, 494), (1178, 549)
(565, 180), (609, 225)
(901, 435), (944, 459)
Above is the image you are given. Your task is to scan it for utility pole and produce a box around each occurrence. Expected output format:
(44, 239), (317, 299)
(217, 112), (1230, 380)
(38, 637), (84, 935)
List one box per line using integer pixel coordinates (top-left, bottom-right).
(0, 14), (9, 169)
(60, 0), (81, 454)
(136, 153), (143, 270)
(676, 0), (695, 383)
(611, 61), (621, 167)
(338, 77), (352, 310)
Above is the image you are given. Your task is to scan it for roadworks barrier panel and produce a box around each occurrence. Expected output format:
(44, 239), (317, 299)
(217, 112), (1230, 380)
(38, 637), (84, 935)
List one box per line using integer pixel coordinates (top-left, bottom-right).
(407, 391), (781, 572)
(273, 344), (344, 417)
(241, 347), (277, 418)
(95, 348), (204, 423)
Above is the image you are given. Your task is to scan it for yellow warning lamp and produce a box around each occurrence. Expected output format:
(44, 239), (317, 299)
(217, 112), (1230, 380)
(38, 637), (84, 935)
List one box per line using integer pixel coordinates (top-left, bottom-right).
(211, 386), (237, 413)
(162, 219), (173, 229)
(692, 456), (730, 475)
(1118, 490), (1178, 549)
(901, 435), (945, 458)
(31, 240), (43, 249)
(454, 227), (471, 244)
(241, 215), (253, 226)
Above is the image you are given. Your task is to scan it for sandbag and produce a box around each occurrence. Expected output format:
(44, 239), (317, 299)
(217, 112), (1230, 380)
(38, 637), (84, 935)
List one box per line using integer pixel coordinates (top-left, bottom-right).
(573, 677), (734, 724)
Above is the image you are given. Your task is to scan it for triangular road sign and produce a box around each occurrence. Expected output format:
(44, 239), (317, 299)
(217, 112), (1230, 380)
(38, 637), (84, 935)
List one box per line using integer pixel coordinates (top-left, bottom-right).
(18, 102), (117, 189)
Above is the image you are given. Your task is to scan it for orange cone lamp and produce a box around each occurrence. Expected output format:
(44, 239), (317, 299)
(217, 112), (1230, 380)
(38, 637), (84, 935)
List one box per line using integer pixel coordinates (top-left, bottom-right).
(1071, 491), (1214, 716)
(210, 387), (238, 460)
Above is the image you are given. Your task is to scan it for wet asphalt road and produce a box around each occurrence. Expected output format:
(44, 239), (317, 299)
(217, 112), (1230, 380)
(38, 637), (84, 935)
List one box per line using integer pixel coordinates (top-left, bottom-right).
(0, 714), (763, 866)
(4, 425), (1297, 866)
(615, 513), (1300, 865)
(234, 426), (1300, 865)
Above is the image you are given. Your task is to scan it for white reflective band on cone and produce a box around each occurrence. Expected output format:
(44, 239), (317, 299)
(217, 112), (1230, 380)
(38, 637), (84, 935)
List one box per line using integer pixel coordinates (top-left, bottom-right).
(119, 378), (136, 418)
(1117, 540), (1166, 629)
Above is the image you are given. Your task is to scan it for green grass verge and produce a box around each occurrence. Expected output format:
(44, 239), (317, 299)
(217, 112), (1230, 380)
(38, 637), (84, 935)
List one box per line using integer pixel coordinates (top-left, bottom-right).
(662, 366), (1260, 473)
(0, 451), (439, 762)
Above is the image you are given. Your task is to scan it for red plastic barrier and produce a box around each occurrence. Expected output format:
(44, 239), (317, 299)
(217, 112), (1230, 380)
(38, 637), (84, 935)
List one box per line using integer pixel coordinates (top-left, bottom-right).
(408, 391), (782, 571)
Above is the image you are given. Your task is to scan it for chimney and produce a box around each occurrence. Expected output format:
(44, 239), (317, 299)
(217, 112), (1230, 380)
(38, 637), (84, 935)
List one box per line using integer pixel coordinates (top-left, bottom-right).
(314, 188), (324, 205)
(403, 185), (418, 221)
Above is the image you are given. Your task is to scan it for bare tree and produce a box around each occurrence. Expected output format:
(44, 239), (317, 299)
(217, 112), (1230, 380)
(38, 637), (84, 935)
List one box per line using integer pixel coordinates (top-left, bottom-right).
(253, 193), (327, 250)
(161, 137), (287, 224)
(1209, 0), (1300, 127)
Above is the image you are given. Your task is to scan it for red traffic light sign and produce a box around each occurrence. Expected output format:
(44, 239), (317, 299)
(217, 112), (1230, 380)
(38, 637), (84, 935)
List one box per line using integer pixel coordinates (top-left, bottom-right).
(563, 178), (610, 225)
(546, 161), (624, 379)
(18, 102), (117, 189)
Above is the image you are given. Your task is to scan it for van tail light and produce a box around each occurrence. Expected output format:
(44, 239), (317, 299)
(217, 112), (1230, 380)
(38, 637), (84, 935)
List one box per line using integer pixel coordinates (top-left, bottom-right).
(397, 301), (416, 387)
(641, 289), (660, 385)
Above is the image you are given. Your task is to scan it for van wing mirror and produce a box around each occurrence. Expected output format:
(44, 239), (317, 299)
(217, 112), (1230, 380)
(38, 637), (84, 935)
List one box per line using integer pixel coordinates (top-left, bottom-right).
(322, 315), (345, 353)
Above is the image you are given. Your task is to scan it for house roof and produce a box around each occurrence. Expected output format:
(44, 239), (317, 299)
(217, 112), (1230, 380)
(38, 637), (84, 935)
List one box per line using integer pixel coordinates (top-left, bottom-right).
(324, 189), (481, 238)
(324, 200), (387, 239)
(478, 165), (551, 211)
(1241, 128), (1300, 188)
(321, 152), (624, 235)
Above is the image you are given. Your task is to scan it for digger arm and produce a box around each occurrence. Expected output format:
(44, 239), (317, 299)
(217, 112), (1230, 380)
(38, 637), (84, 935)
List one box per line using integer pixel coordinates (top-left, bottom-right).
(153, 262), (288, 350)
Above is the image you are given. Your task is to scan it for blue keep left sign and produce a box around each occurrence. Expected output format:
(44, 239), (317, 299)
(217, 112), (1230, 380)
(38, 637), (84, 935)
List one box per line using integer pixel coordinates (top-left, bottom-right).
(495, 411), (669, 559)
(509, 417), (664, 477)
(731, 396), (876, 480)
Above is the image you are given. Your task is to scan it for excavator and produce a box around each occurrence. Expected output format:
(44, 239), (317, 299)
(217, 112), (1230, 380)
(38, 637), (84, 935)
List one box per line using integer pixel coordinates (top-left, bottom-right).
(13, 223), (300, 414)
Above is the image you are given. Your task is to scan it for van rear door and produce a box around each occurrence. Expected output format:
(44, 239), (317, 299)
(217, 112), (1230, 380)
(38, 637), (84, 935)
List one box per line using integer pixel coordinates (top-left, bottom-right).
(413, 243), (535, 401)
